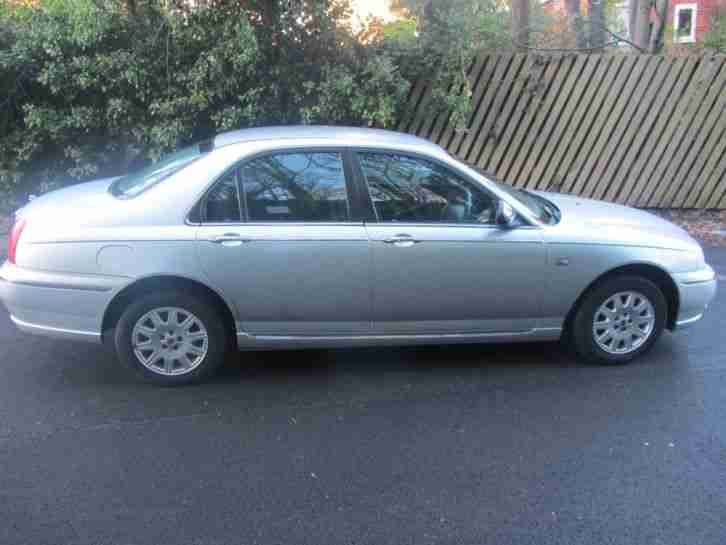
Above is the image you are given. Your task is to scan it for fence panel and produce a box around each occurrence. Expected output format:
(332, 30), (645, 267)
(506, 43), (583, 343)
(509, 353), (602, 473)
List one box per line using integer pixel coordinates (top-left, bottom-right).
(402, 54), (726, 209)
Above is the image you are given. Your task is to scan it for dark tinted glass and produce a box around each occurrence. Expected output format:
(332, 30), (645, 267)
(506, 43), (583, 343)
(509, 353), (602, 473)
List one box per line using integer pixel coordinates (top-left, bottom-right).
(677, 8), (693, 37)
(241, 152), (349, 222)
(358, 153), (497, 224)
(204, 171), (241, 222)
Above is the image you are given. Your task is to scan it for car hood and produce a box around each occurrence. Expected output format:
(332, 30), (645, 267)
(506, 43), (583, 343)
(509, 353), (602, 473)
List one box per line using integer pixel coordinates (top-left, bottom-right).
(536, 192), (701, 252)
(15, 177), (120, 222)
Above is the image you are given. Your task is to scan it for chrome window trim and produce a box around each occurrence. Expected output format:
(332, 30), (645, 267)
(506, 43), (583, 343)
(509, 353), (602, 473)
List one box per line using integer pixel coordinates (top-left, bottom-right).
(362, 222), (540, 230)
(189, 220), (538, 231)
(192, 221), (365, 227)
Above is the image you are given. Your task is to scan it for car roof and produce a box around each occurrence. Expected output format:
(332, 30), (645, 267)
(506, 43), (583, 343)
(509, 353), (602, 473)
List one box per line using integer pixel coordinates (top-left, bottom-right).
(213, 125), (442, 153)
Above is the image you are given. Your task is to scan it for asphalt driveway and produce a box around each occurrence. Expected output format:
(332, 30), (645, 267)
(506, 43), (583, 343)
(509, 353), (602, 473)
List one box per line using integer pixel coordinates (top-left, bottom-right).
(0, 249), (725, 545)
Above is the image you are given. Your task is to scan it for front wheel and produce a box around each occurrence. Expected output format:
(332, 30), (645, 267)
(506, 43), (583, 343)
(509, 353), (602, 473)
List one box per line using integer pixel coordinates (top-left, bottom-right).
(114, 291), (228, 385)
(571, 275), (667, 365)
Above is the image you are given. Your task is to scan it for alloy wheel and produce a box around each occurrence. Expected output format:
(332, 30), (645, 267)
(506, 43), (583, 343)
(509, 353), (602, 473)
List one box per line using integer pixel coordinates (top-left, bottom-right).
(131, 307), (209, 376)
(592, 291), (656, 355)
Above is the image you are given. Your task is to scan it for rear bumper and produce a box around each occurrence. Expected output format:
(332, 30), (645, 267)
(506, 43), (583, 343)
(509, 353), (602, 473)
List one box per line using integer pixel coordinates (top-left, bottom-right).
(0, 261), (126, 343)
(9, 315), (102, 342)
(673, 265), (718, 329)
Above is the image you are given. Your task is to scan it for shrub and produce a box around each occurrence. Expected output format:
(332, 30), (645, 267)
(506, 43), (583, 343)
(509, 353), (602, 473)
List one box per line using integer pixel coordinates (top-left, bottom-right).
(1, 0), (263, 195)
(702, 6), (726, 53)
(0, 0), (511, 199)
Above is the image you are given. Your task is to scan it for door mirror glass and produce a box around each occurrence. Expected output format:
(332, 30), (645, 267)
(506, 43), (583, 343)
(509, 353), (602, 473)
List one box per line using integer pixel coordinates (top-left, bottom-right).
(495, 200), (516, 228)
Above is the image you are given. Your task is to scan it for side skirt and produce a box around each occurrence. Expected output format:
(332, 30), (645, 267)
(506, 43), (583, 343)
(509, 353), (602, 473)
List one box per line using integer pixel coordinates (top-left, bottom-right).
(235, 328), (563, 351)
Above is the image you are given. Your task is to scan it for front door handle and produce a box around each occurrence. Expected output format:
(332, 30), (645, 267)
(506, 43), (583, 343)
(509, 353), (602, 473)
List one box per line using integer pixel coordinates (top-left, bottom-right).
(382, 234), (421, 247)
(209, 233), (251, 245)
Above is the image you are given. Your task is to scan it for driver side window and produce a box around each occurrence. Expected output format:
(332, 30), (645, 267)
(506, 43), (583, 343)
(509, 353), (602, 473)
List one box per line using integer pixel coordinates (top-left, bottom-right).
(357, 152), (496, 224)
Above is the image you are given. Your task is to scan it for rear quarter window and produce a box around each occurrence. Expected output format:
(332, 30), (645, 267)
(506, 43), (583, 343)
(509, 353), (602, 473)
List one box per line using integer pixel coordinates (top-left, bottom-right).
(111, 143), (209, 198)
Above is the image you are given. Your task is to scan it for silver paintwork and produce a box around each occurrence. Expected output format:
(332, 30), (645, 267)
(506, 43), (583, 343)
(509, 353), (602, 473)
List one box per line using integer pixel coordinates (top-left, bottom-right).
(592, 291), (656, 355)
(0, 126), (717, 353)
(132, 307), (209, 376)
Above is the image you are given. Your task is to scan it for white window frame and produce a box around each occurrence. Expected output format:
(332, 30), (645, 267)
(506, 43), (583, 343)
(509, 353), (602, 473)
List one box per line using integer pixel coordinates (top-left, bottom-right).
(674, 3), (697, 43)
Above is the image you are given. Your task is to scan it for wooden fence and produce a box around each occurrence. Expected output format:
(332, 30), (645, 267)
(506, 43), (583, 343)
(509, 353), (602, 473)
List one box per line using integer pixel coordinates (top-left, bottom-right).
(400, 54), (726, 209)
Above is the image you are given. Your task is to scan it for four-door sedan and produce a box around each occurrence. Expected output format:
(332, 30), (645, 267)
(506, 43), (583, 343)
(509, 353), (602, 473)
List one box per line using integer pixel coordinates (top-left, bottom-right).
(0, 126), (717, 384)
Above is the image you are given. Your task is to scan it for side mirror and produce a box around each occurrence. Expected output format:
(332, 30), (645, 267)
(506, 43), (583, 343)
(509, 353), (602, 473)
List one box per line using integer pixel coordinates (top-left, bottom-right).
(495, 200), (516, 228)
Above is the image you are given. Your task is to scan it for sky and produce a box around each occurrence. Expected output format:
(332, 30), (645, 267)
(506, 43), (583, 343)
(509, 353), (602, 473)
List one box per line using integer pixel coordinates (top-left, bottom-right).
(350, 0), (397, 23)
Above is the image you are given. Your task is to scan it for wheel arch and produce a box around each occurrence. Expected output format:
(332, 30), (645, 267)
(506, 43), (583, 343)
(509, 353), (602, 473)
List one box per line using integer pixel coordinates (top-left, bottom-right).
(563, 262), (680, 336)
(101, 274), (238, 345)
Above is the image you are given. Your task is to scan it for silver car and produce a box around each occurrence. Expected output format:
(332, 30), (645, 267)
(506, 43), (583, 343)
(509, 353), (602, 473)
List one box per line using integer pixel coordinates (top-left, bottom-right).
(0, 126), (717, 384)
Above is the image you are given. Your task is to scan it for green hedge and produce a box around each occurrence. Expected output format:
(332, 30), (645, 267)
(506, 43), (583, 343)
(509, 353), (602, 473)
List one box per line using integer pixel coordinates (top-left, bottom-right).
(0, 0), (509, 200)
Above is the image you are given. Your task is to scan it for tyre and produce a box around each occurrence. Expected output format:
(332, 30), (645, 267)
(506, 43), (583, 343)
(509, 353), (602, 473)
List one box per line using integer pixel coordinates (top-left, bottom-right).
(114, 291), (228, 385)
(571, 275), (667, 365)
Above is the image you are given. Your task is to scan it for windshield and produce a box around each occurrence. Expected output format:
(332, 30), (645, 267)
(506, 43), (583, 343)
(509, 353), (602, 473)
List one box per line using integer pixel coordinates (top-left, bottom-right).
(110, 143), (209, 198)
(459, 161), (560, 225)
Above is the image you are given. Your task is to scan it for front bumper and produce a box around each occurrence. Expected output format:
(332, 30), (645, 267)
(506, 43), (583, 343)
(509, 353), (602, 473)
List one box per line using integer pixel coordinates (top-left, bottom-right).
(0, 261), (126, 343)
(673, 265), (718, 329)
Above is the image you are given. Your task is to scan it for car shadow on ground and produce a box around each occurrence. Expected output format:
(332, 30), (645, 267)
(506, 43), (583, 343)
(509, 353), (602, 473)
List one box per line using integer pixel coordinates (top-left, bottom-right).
(230, 341), (580, 381)
(48, 340), (581, 386)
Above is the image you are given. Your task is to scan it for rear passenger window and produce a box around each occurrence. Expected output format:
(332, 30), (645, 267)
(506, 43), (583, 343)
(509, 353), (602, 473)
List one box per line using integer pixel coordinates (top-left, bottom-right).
(204, 171), (241, 223)
(241, 152), (350, 222)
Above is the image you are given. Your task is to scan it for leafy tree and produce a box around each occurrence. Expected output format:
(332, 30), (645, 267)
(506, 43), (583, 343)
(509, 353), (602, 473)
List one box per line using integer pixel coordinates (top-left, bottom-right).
(381, 19), (417, 42)
(702, 6), (726, 53)
(628, 0), (667, 52)
(385, 0), (511, 126)
(1, 0), (261, 192)
(0, 0), (510, 200)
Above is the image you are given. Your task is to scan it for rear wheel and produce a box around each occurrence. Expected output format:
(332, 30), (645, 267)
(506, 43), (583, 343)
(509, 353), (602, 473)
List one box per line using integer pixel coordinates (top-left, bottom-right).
(571, 275), (667, 365)
(114, 291), (228, 385)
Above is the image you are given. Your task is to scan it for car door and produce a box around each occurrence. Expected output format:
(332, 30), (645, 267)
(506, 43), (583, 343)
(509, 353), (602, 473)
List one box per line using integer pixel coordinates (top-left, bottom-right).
(195, 149), (372, 337)
(354, 150), (546, 336)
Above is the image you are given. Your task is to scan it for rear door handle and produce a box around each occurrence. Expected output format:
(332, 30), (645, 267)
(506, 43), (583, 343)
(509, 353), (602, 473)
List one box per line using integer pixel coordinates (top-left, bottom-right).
(209, 233), (251, 245)
(382, 234), (421, 247)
